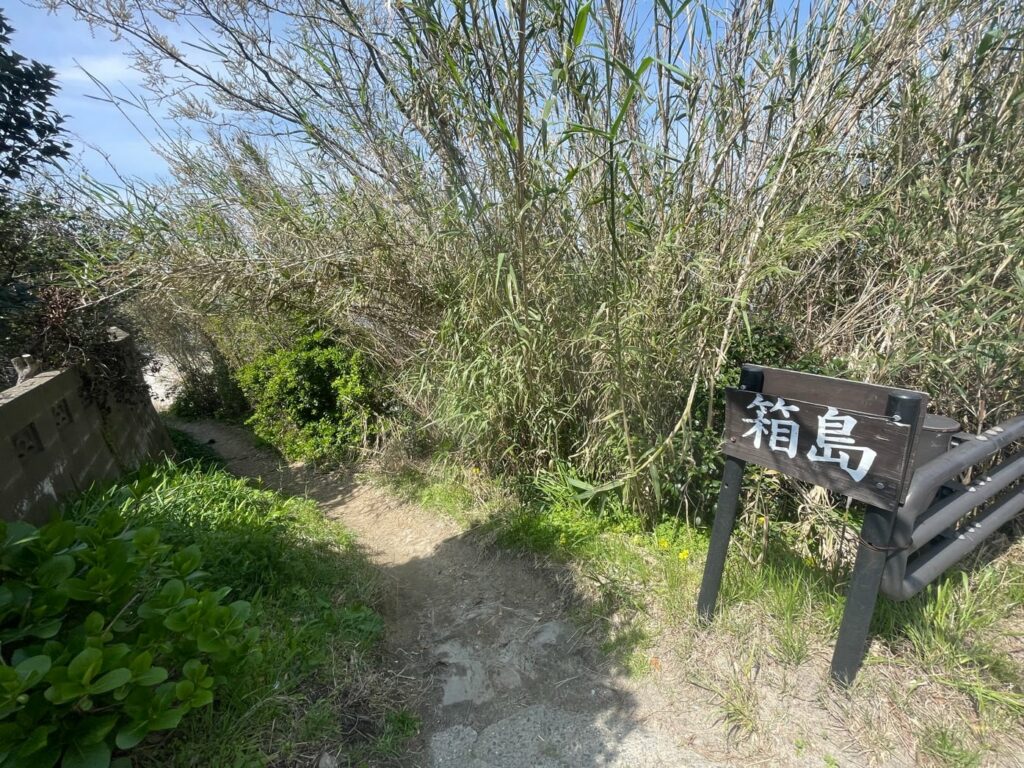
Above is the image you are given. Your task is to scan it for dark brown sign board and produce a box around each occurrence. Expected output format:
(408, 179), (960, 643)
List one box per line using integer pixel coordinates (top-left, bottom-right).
(721, 367), (929, 511)
(752, 366), (929, 418)
(700, 365), (931, 687)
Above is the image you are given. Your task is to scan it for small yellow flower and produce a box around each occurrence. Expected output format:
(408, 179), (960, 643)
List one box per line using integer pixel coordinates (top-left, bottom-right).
(658, 538), (669, 550)
(757, 515), (766, 525)
(678, 549), (690, 561)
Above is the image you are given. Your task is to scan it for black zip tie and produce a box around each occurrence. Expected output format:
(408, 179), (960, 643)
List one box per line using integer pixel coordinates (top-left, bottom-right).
(858, 536), (907, 553)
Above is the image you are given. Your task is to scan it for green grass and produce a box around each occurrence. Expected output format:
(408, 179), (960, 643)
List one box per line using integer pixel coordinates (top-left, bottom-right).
(917, 725), (984, 768)
(385, 465), (476, 524)
(167, 425), (226, 470)
(376, 455), (508, 528)
(873, 567), (1024, 720)
(703, 655), (761, 740)
(383, 455), (1024, 761)
(62, 443), (417, 766)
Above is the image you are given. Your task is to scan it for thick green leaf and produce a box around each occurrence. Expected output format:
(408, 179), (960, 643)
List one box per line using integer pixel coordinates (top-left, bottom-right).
(114, 721), (149, 751)
(14, 656), (51, 688)
(44, 680), (87, 705)
(132, 666), (167, 687)
(130, 528), (160, 550)
(174, 680), (194, 700)
(13, 724), (54, 757)
(127, 652), (152, 677)
(158, 579), (184, 604)
(148, 707), (185, 732)
(72, 715), (117, 746)
(82, 613), (104, 636)
(87, 669), (131, 695)
(67, 649), (103, 686)
(61, 740), (111, 768)
(4, 522), (38, 547)
(162, 611), (190, 633)
(35, 555), (75, 588)
(32, 619), (63, 640)
(228, 601), (251, 622)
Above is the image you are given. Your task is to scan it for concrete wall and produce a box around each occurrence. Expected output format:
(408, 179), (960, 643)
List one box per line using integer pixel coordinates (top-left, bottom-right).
(0, 332), (172, 523)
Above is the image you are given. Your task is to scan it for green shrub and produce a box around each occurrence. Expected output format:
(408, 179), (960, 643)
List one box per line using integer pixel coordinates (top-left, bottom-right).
(56, 456), (405, 765)
(75, 461), (313, 599)
(237, 333), (388, 462)
(167, 362), (248, 422)
(0, 514), (254, 768)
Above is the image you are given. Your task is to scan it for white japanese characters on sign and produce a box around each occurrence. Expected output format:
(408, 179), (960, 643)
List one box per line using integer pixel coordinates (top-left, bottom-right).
(742, 394), (800, 458)
(742, 396), (877, 482)
(806, 406), (878, 482)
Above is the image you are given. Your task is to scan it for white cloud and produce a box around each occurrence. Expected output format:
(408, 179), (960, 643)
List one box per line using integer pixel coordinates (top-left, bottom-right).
(58, 54), (144, 86)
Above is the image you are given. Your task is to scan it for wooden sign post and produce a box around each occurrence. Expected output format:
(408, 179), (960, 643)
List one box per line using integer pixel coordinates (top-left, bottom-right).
(696, 364), (928, 685)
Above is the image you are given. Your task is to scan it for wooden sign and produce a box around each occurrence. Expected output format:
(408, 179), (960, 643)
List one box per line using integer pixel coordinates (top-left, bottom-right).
(749, 367), (928, 417)
(703, 365), (932, 687)
(721, 367), (928, 511)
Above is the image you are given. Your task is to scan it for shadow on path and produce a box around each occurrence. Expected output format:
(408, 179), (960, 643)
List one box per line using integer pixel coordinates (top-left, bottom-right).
(170, 419), (716, 768)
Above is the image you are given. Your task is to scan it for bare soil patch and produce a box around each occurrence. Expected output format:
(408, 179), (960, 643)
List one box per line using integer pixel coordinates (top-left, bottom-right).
(169, 419), (718, 767)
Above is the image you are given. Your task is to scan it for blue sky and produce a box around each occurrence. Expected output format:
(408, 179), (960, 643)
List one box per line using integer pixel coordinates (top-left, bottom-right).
(5, 1), (169, 184)
(2, 0), (783, 187)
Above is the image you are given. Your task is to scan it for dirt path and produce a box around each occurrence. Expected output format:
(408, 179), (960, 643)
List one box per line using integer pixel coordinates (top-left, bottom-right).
(171, 420), (717, 767)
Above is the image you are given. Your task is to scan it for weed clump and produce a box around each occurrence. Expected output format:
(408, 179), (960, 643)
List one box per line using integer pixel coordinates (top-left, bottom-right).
(0, 512), (254, 768)
(237, 332), (390, 463)
(0, 451), (415, 767)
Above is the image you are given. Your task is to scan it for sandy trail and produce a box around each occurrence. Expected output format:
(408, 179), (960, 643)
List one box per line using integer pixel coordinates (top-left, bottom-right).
(170, 419), (716, 767)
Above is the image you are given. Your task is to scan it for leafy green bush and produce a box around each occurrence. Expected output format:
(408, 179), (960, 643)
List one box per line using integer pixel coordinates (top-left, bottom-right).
(61, 454), (404, 766)
(167, 361), (249, 422)
(76, 461), (317, 600)
(0, 514), (254, 768)
(237, 333), (389, 462)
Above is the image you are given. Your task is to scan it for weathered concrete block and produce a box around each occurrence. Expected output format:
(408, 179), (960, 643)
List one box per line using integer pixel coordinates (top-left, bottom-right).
(0, 332), (171, 523)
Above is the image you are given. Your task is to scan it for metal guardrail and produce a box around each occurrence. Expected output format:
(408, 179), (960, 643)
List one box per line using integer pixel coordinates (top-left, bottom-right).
(881, 413), (1024, 601)
(696, 363), (1024, 686)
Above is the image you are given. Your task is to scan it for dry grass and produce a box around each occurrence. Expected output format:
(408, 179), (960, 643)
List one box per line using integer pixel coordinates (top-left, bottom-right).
(55, 0), (1024, 534)
(390, 457), (1024, 767)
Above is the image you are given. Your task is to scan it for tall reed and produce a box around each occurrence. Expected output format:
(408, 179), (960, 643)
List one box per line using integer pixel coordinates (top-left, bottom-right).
(60, 0), (1024, 522)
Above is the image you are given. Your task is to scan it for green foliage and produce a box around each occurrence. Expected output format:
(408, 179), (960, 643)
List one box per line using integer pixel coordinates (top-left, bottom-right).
(74, 0), (1024, 532)
(237, 333), (389, 462)
(0, 514), (254, 768)
(499, 468), (644, 559)
(873, 567), (1024, 716)
(380, 459), (489, 527)
(41, 0), (1024, 752)
(167, 362), (248, 422)
(918, 725), (984, 768)
(0, 12), (68, 181)
(0, 196), (131, 393)
(0, 13), (97, 392)
(69, 465), (297, 599)
(374, 710), (422, 758)
(54, 455), (407, 766)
